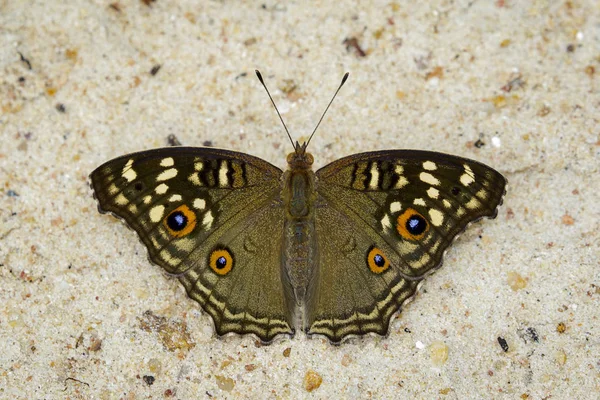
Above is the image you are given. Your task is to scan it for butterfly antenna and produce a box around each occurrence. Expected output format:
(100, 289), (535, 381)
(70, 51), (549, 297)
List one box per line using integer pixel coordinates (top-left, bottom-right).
(255, 70), (296, 150)
(305, 72), (349, 148)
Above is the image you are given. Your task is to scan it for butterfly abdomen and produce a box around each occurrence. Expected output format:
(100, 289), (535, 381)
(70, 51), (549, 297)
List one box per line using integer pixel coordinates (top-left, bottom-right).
(281, 166), (318, 318)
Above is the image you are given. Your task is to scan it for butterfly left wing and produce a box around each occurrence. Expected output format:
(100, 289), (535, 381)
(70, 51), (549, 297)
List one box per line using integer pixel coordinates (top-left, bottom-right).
(90, 147), (295, 342)
(308, 150), (506, 342)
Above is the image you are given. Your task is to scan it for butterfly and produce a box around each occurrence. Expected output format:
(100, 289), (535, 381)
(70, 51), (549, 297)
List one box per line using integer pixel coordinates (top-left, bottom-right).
(90, 72), (506, 344)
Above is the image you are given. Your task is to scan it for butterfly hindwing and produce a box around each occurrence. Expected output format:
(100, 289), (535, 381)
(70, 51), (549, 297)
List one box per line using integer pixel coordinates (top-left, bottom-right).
(90, 147), (294, 342)
(308, 150), (506, 342)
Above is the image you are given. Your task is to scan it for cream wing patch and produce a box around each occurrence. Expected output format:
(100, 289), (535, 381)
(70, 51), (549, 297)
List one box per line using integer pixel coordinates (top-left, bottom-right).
(193, 198), (206, 210)
(368, 163), (380, 190)
(157, 168), (178, 182)
(460, 164), (475, 186)
(149, 205), (165, 222)
(428, 209), (444, 227)
(422, 161), (437, 171)
(160, 157), (174, 167)
(419, 172), (440, 186)
(155, 183), (169, 194)
(122, 159), (137, 182)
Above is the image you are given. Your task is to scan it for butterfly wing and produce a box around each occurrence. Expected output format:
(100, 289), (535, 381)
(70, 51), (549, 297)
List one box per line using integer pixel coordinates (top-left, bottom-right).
(90, 147), (294, 342)
(308, 150), (506, 342)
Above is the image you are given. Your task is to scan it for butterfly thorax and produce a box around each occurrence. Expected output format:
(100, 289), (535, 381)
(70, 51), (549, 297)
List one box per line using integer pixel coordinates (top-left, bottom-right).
(281, 147), (318, 324)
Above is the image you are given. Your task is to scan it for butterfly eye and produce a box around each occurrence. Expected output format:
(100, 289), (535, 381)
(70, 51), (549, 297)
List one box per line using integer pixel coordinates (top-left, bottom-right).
(367, 247), (390, 274)
(209, 248), (234, 275)
(396, 208), (429, 240)
(164, 205), (197, 238)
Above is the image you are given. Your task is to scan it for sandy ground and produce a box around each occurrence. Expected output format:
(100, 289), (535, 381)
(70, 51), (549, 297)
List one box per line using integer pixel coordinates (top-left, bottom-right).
(1, 0), (599, 398)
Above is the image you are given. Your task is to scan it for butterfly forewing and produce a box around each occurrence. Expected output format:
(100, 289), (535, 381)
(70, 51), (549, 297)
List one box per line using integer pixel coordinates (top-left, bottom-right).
(90, 147), (295, 342)
(308, 150), (506, 342)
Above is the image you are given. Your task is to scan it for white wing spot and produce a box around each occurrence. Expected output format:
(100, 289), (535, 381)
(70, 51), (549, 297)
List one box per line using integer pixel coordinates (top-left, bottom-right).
(149, 205), (165, 222)
(369, 163), (380, 189)
(122, 159), (137, 182)
(174, 237), (195, 252)
(202, 211), (214, 229)
(128, 204), (138, 213)
(194, 162), (204, 171)
(193, 198), (206, 210)
(169, 194), (182, 202)
(413, 198), (426, 207)
(394, 176), (409, 189)
(381, 214), (392, 230)
(151, 237), (161, 249)
(460, 164), (475, 186)
(219, 161), (229, 187)
(143, 195), (152, 204)
(155, 183), (169, 194)
(160, 249), (181, 267)
(427, 187), (439, 199)
(423, 161), (437, 171)
(395, 164), (404, 175)
(115, 193), (128, 205)
(465, 197), (481, 209)
(108, 183), (119, 195)
(188, 173), (201, 186)
(413, 253), (432, 269)
(390, 201), (402, 213)
(160, 157), (174, 167)
(419, 172), (440, 186)
(476, 189), (488, 200)
(442, 199), (452, 208)
(157, 168), (178, 181)
(428, 209), (444, 227)
(430, 240), (442, 254)
(460, 173), (475, 186)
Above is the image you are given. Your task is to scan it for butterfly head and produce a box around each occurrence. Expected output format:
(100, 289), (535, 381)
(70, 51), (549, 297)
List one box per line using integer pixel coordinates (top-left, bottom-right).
(287, 141), (314, 169)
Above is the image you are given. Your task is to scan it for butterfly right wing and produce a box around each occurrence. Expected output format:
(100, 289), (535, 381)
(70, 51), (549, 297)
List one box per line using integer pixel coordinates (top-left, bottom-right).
(90, 147), (294, 342)
(308, 150), (506, 343)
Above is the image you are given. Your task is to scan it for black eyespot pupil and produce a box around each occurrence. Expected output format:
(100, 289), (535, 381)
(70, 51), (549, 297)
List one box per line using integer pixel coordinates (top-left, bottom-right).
(373, 254), (385, 267)
(167, 211), (187, 231)
(451, 186), (460, 195)
(134, 182), (143, 191)
(216, 256), (227, 269)
(406, 215), (427, 235)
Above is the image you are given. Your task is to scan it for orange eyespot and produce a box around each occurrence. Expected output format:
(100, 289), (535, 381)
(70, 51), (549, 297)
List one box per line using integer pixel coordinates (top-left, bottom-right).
(396, 208), (429, 241)
(164, 205), (197, 238)
(367, 247), (390, 274)
(209, 248), (234, 275)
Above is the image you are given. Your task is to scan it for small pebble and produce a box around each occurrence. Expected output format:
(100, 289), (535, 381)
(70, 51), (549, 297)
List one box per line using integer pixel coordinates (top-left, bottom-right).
(555, 349), (567, 365)
(497, 337), (509, 352)
(507, 271), (527, 291)
(215, 375), (235, 392)
(429, 341), (449, 366)
(303, 370), (322, 392)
